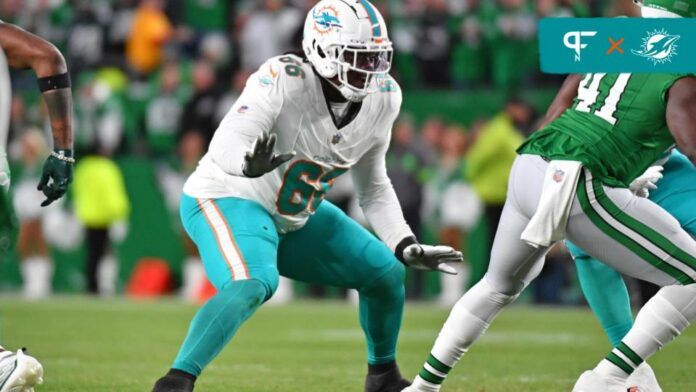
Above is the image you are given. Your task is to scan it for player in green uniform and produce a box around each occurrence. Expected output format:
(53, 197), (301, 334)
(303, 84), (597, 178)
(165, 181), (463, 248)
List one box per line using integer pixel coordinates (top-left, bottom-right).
(567, 149), (696, 392)
(405, 1), (696, 391)
(0, 20), (75, 392)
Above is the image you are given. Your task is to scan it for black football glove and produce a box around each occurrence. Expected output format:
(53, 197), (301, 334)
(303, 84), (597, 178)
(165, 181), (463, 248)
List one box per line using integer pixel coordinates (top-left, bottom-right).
(242, 132), (295, 178)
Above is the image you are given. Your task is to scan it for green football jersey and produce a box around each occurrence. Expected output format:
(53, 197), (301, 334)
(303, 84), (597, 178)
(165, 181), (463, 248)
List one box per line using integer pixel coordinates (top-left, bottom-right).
(518, 73), (695, 187)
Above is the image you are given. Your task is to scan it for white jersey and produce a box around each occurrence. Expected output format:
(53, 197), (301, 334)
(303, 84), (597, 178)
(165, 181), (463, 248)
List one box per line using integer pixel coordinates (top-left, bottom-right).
(183, 54), (414, 250)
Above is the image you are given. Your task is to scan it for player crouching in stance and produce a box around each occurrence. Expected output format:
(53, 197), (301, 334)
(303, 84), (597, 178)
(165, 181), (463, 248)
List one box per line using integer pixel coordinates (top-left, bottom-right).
(151, 1), (462, 391)
(0, 20), (75, 392)
(405, 1), (696, 391)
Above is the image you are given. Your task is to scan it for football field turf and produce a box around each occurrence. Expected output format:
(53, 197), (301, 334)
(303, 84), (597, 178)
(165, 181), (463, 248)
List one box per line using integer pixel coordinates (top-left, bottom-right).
(0, 298), (695, 391)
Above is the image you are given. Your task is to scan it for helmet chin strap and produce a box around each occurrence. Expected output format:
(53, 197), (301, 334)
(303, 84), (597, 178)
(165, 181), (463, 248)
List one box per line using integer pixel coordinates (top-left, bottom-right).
(336, 63), (370, 102)
(339, 85), (368, 102)
(320, 73), (367, 103)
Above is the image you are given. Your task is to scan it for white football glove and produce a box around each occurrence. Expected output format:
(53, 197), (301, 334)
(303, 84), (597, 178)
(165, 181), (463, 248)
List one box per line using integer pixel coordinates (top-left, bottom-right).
(629, 166), (663, 198)
(403, 244), (463, 275)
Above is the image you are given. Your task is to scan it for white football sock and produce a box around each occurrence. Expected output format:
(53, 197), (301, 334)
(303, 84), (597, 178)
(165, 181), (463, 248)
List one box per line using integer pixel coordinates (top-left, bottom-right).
(595, 284), (696, 383)
(411, 278), (519, 391)
(20, 256), (53, 300)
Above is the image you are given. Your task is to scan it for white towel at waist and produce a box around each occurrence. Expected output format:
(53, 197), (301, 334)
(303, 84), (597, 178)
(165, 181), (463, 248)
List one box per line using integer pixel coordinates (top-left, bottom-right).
(521, 160), (583, 248)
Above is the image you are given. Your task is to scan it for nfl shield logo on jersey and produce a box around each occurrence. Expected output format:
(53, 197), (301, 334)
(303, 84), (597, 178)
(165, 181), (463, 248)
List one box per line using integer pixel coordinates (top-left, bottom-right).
(553, 169), (565, 183)
(331, 133), (343, 144)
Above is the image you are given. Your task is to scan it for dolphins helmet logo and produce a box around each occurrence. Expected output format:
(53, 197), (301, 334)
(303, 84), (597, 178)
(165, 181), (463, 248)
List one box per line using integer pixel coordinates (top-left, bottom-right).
(632, 29), (680, 65)
(313, 6), (342, 34)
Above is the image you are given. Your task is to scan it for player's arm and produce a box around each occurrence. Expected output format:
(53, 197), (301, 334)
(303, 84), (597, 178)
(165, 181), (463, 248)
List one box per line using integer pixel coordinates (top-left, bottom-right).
(0, 22), (72, 150)
(534, 74), (584, 130)
(208, 60), (293, 177)
(666, 77), (696, 165)
(0, 21), (73, 206)
(351, 127), (463, 274)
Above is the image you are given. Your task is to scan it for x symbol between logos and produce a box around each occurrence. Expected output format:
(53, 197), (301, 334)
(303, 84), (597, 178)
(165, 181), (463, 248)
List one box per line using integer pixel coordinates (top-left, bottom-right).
(607, 37), (624, 55)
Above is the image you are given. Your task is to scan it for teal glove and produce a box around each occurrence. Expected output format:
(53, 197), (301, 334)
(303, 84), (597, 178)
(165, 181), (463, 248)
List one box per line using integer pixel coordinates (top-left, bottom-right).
(37, 149), (74, 207)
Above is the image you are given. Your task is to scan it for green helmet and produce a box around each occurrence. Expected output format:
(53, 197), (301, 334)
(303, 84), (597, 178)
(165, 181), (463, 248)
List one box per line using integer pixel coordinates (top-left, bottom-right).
(636, 0), (696, 17)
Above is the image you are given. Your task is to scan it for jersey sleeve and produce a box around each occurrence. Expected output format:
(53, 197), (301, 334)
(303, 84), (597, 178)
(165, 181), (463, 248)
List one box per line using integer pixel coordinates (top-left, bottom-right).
(350, 90), (414, 251)
(207, 59), (286, 176)
(661, 73), (696, 104)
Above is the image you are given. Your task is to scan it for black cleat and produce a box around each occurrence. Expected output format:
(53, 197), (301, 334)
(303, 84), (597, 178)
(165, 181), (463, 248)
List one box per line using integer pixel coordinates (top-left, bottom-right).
(152, 369), (196, 392)
(365, 361), (412, 392)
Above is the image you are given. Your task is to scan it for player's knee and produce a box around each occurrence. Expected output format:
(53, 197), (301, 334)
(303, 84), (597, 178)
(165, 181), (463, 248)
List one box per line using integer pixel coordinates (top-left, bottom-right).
(480, 277), (519, 306)
(653, 283), (696, 320)
(360, 261), (405, 299)
(483, 273), (525, 298)
(454, 277), (520, 323)
(215, 278), (270, 312)
(254, 273), (280, 302)
(658, 283), (696, 299)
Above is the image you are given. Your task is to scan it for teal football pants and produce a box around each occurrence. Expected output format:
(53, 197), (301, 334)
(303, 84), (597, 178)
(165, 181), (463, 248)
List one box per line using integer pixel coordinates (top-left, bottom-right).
(569, 150), (696, 346)
(172, 194), (405, 376)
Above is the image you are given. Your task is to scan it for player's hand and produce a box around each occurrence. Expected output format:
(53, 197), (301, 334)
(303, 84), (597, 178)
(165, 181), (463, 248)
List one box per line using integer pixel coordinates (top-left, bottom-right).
(629, 165), (663, 198)
(402, 243), (463, 275)
(242, 132), (295, 178)
(37, 149), (74, 207)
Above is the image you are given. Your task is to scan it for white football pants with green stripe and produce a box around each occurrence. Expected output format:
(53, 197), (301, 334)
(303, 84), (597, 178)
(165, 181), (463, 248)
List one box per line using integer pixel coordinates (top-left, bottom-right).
(409, 154), (696, 391)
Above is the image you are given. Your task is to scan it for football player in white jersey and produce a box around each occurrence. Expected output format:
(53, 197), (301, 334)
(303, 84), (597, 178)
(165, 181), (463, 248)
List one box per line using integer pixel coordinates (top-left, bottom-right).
(151, 1), (463, 391)
(0, 20), (75, 392)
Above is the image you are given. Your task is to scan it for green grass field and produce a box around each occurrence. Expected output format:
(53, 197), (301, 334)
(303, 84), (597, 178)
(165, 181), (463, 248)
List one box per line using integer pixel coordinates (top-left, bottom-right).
(0, 298), (695, 391)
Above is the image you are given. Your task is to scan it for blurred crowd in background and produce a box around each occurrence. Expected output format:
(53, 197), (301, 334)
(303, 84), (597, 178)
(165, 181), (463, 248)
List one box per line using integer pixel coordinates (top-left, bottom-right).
(1, 0), (649, 307)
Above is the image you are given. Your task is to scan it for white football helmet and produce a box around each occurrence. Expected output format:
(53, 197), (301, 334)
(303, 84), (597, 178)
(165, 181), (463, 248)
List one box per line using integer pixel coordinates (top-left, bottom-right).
(302, 0), (393, 102)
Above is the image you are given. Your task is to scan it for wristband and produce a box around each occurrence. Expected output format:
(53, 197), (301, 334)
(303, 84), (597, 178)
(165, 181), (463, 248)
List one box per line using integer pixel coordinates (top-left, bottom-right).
(394, 236), (418, 264)
(51, 149), (75, 164)
(37, 72), (71, 92)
